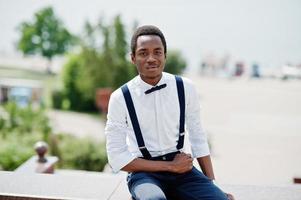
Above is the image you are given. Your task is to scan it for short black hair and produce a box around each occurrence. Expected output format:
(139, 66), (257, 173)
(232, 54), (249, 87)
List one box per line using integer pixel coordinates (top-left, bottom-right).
(131, 25), (167, 55)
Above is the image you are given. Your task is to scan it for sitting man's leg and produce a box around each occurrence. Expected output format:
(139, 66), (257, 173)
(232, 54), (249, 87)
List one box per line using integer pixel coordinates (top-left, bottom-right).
(174, 167), (228, 200)
(127, 172), (167, 200)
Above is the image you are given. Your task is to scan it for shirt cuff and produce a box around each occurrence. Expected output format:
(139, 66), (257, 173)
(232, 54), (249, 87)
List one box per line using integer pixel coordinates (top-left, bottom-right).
(108, 151), (136, 173)
(191, 143), (210, 158)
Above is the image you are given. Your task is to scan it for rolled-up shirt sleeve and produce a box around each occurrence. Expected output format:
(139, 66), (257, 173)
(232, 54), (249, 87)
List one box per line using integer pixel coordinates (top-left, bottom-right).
(105, 90), (136, 173)
(184, 79), (210, 158)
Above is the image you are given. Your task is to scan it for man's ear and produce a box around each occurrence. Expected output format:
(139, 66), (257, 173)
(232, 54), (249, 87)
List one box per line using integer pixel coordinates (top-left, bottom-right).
(131, 53), (136, 64)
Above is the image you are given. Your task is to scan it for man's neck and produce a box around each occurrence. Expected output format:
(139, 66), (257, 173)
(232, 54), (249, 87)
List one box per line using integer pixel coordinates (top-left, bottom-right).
(140, 74), (163, 86)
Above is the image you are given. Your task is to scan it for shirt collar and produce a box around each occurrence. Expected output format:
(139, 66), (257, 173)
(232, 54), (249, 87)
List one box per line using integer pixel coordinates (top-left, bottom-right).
(134, 72), (167, 93)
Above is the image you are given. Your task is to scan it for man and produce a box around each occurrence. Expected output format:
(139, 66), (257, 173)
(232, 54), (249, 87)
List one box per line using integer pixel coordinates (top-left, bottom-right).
(105, 25), (234, 200)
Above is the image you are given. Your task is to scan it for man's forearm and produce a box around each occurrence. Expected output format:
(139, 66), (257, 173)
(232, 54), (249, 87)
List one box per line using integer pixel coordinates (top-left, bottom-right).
(197, 155), (215, 180)
(121, 153), (193, 173)
(121, 158), (172, 172)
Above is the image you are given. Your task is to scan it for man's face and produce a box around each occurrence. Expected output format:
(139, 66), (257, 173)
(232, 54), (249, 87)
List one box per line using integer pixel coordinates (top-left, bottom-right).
(131, 35), (166, 85)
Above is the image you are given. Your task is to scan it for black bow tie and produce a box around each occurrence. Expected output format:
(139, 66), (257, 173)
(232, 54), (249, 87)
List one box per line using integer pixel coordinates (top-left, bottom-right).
(145, 84), (167, 94)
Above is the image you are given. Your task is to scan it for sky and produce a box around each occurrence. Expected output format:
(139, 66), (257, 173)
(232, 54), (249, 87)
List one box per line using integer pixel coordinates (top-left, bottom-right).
(0, 0), (300, 70)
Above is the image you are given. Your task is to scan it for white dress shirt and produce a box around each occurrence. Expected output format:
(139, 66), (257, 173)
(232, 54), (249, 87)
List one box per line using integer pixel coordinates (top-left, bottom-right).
(105, 72), (210, 172)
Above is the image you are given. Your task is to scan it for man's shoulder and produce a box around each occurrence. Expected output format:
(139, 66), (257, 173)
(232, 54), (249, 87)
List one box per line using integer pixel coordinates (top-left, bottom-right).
(110, 76), (138, 100)
(181, 76), (194, 87)
(163, 72), (195, 88)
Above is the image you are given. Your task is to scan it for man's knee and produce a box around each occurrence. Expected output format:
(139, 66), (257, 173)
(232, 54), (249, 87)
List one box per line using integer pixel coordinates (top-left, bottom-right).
(131, 182), (167, 200)
(134, 193), (167, 200)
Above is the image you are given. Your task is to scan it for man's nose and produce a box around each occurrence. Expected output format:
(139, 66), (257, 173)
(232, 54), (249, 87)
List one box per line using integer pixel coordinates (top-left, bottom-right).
(146, 54), (156, 63)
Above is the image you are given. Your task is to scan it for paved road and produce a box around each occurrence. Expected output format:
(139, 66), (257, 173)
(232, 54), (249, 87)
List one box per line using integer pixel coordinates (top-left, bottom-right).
(187, 74), (301, 185)
(47, 110), (105, 140)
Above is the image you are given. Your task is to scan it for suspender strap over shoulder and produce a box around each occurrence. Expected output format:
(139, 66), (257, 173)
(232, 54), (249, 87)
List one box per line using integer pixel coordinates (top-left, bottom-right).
(121, 75), (185, 159)
(175, 75), (185, 150)
(121, 84), (152, 159)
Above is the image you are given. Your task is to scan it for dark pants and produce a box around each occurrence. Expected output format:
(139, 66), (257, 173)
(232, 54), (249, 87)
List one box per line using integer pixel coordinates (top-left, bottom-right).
(127, 166), (228, 200)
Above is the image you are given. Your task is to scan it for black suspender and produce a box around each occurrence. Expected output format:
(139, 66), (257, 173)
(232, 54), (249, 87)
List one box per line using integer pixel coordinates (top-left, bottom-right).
(121, 75), (185, 159)
(121, 85), (152, 159)
(175, 75), (185, 150)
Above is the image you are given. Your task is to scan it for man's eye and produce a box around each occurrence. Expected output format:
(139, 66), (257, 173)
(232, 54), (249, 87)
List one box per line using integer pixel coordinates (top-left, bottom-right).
(139, 52), (147, 56)
(155, 51), (162, 55)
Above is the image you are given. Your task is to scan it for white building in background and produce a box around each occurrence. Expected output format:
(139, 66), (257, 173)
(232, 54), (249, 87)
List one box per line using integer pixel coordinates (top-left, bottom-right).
(0, 78), (43, 107)
(0, 51), (65, 73)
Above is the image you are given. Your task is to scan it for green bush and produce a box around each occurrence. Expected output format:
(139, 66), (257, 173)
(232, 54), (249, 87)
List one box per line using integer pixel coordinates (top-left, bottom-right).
(0, 144), (33, 171)
(0, 132), (108, 172)
(0, 103), (108, 172)
(58, 15), (136, 113)
(53, 134), (108, 171)
(51, 90), (64, 109)
(0, 102), (50, 139)
(0, 133), (37, 170)
(61, 52), (98, 112)
(0, 103), (50, 170)
(164, 50), (187, 75)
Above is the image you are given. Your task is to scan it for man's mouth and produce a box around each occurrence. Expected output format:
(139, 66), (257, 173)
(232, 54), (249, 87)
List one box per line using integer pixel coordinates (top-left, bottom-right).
(147, 65), (158, 69)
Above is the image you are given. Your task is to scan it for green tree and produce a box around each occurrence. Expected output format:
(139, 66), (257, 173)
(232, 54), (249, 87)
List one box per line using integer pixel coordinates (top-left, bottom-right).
(61, 53), (84, 111)
(59, 15), (137, 112)
(111, 15), (136, 89)
(164, 50), (187, 75)
(17, 6), (75, 73)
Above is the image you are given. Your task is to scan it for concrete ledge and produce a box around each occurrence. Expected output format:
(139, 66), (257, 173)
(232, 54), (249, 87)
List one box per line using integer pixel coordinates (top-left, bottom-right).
(221, 185), (301, 200)
(0, 171), (124, 200)
(1, 171), (301, 200)
(110, 179), (301, 200)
